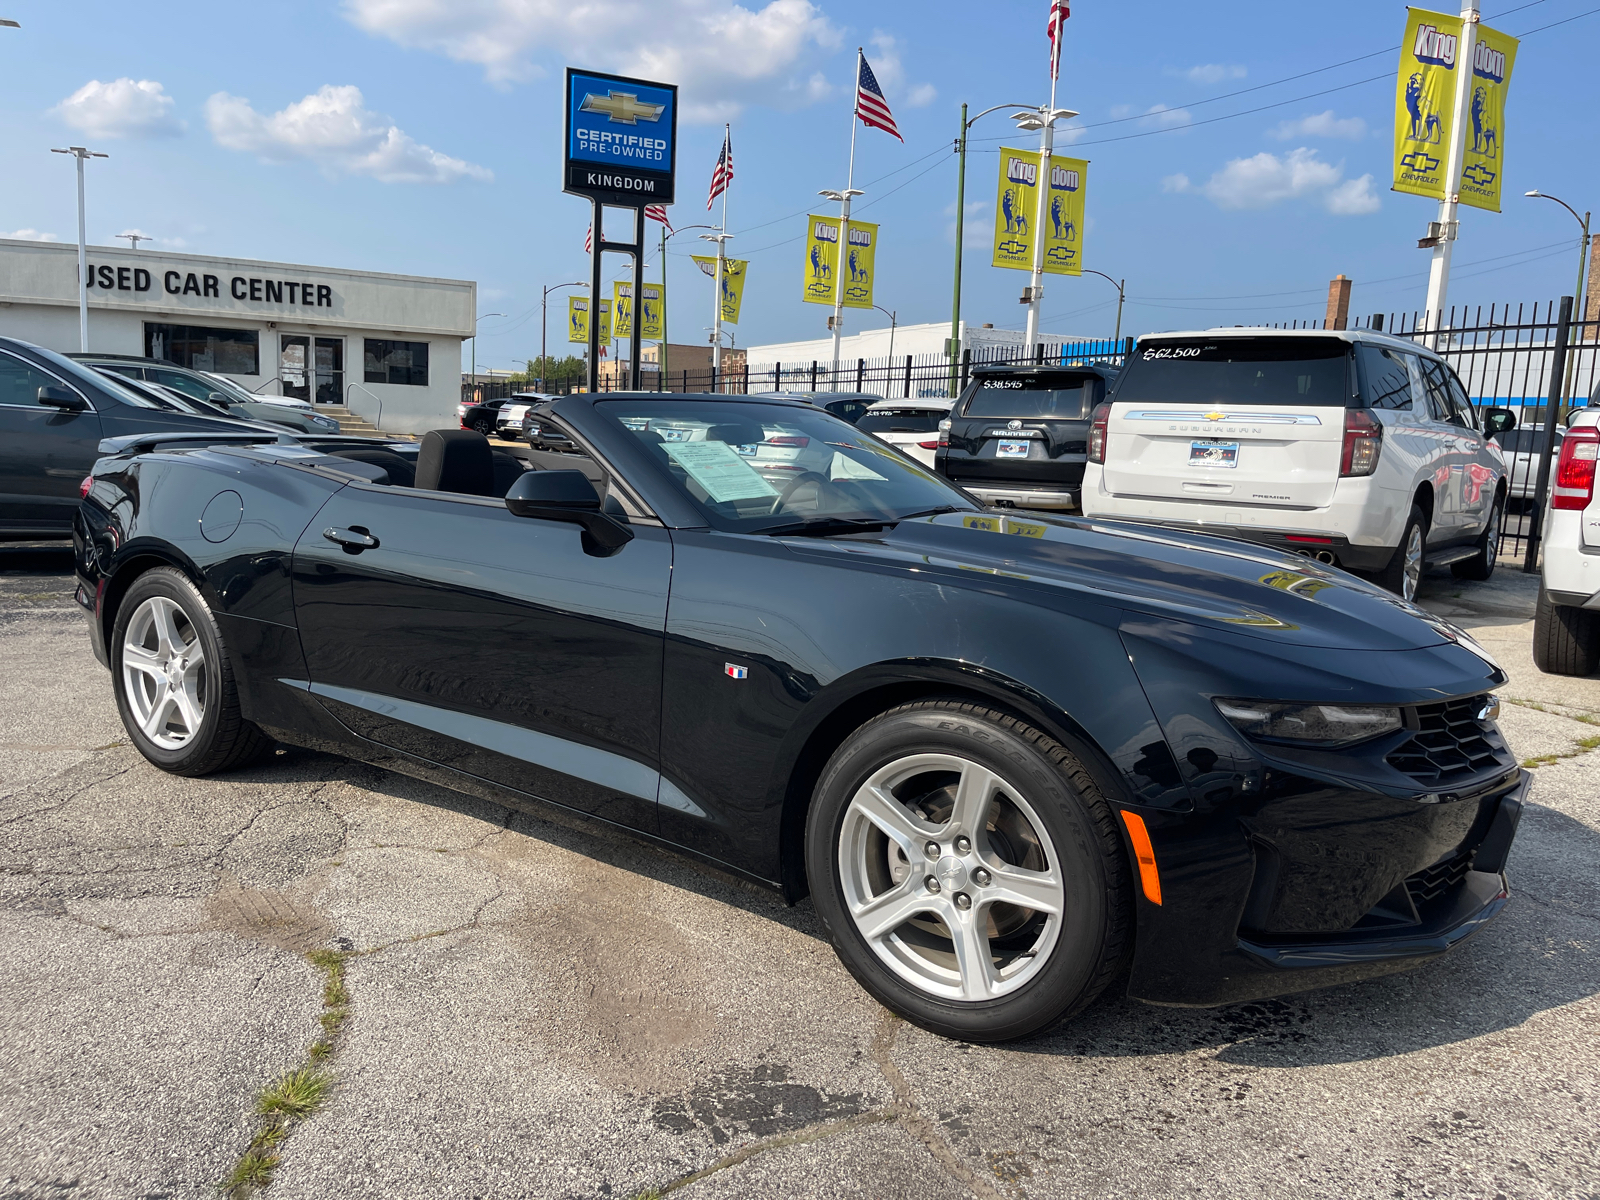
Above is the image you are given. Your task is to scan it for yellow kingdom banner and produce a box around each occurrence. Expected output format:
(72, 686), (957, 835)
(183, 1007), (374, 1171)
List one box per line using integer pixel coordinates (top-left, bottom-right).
(840, 220), (877, 310)
(992, 149), (1086, 276)
(801, 216), (841, 305)
(640, 282), (664, 340)
(1393, 8), (1461, 200)
(612, 281), (634, 339)
(1460, 23), (1517, 212)
(568, 296), (611, 345)
(692, 255), (748, 324)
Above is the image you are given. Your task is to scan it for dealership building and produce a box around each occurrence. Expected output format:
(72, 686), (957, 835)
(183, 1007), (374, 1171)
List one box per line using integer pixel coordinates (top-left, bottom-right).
(0, 238), (474, 434)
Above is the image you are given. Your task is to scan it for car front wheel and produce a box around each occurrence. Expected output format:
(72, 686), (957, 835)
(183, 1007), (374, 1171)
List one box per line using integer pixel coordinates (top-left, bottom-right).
(470, 417), (494, 436)
(111, 567), (273, 776)
(806, 699), (1131, 1042)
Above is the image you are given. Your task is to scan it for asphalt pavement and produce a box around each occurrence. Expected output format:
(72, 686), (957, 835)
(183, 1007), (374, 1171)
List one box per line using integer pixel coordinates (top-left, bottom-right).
(1, 543), (1595, 1200)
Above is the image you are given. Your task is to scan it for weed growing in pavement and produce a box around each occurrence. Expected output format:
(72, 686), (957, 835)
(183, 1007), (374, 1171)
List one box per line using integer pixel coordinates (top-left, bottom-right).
(221, 949), (351, 1198)
(1521, 733), (1600, 768)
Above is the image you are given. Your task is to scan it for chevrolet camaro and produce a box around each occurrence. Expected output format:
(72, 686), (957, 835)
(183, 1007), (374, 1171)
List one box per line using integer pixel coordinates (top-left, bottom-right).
(73, 393), (1526, 1041)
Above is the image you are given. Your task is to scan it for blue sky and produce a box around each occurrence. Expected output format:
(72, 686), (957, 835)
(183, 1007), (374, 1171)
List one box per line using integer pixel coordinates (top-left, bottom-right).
(1, 0), (1595, 371)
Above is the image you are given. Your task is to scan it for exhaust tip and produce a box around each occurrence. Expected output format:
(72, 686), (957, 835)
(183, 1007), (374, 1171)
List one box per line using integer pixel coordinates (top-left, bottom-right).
(1314, 550), (1337, 565)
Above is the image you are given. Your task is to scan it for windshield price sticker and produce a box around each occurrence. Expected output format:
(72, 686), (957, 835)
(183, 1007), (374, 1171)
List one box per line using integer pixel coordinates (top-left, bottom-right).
(1144, 345), (1210, 361)
(983, 380), (1026, 388)
(663, 441), (778, 503)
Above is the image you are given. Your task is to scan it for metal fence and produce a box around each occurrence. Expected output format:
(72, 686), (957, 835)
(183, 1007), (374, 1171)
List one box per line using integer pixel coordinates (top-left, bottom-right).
(461, 337), (1132, 404)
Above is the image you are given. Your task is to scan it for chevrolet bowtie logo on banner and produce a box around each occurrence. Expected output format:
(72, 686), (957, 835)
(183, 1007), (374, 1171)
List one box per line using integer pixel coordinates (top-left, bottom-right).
(568, 296), (612, 345)
(613, 281), (666, 340)
(991, 149), (1087, 277)
(800, 217), (878, 309)
(693, 256), (748, 324)
(565, 68), (678, 205)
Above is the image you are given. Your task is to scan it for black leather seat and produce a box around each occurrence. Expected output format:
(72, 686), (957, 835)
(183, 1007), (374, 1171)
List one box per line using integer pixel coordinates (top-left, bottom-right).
(416, 430), (494, 496)
(331, 447), (416, 487)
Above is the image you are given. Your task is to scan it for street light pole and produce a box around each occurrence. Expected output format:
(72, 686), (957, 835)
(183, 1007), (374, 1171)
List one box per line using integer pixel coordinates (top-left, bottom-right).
(468, 312), (505, 393)
(538, 284), (587, 391)
(50, 145), (108, 352)
(949, 101), (1039, 397)
(660, 224), (716, 393)
(117, 232), (150, 250)
(1080, 269), (1126, 343)
(1526, 190), (1592, 411)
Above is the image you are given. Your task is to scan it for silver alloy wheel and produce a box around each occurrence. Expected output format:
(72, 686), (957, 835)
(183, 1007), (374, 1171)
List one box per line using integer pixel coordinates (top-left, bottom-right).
(121, 595), (207, 750)
(1402, 523), (1425, 601)
(837, 753), (1064, 1002)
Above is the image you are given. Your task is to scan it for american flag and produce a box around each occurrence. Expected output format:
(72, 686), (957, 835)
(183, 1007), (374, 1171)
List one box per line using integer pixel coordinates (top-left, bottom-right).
(583, 224), (591, 253)
(1048, 0), (1070, 80)
(706, 126), (733, 211)
(645, 204), (672, 230)
(854, 53), (902, 142)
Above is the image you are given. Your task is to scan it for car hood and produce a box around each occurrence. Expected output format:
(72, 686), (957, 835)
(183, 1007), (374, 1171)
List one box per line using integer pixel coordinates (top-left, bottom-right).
(810, 510), (1471, 653)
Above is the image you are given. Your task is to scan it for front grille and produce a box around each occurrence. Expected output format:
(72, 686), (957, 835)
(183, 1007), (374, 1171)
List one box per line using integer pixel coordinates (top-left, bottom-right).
(1385, 695), (1513, 786)
(1405, 850), (1473, 908)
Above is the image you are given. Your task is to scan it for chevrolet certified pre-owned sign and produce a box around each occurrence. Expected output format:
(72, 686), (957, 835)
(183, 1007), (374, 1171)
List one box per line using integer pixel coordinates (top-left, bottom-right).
(564, 67), (677, 206)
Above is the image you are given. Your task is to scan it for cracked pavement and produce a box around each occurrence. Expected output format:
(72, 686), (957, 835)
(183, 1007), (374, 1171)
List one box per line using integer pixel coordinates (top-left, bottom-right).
(1, 544), (1595, 1199)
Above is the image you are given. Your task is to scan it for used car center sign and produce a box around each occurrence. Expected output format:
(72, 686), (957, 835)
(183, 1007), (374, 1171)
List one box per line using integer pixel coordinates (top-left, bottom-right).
(563, 67), (677, 206)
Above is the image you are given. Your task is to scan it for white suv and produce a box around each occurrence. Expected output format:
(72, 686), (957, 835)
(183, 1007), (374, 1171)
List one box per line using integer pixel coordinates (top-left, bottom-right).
(1535, 409), (1600, 674)
(1080, 328), (1516, 601)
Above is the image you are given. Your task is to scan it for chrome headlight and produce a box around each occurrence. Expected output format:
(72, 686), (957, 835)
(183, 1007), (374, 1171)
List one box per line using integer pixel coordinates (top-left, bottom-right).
(313, 415), (340, 429)
(1214, 699), (1402, 747)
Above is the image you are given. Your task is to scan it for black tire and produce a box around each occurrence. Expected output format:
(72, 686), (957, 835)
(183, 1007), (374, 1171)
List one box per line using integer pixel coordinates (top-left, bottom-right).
(1452, 494), (1504, 581)
(1533, 585), (1600, 676)
(110, 567), (273, 776)
(1376, 504), (1429, 601)
(470, 417), (494, 436)
(805, 698), (1131, 1043)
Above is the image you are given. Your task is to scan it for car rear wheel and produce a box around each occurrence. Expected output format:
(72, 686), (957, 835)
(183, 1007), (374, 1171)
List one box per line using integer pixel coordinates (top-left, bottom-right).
(112, 567), (273, 776)
(1452, 495), (1503, 581)
(1377, 505), (1429, 601)
(470, 417), (494, 436)
(1533, 585), (1600, 676)
(806, 699), (1131, 1042)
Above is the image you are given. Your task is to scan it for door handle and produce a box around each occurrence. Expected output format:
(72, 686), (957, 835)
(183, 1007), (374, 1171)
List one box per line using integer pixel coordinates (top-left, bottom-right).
(323, 526), (379, 553)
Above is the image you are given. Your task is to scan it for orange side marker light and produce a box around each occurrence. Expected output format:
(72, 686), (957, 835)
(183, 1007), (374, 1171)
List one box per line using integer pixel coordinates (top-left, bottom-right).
(1119, 810), (1163, 906)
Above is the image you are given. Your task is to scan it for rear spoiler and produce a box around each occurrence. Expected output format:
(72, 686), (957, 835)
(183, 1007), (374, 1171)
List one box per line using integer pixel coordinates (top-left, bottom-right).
(97, 430), (294, 456)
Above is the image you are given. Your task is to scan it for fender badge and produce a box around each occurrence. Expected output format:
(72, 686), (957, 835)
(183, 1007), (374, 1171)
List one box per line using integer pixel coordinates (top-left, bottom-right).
(725, 664), (748, 679)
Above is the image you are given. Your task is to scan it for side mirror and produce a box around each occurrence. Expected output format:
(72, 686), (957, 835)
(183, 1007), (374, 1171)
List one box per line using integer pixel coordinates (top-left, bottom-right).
(1483, 407), (1516, 436)
(38, 385), (87, 412)
(504, 470), (633, 552)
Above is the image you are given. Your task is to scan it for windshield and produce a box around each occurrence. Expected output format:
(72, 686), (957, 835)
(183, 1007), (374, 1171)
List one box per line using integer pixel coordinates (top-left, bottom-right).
(596, 398), (978, 533)
(857, 408), (946, 434)
(961, 373), (1101, 419)
(202, 373), (260, 404)
(1115, 337), (1352, 406)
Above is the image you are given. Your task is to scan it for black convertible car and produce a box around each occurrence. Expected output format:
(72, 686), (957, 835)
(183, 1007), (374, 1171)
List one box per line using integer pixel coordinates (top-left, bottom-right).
(73, 393), (1526, 1041)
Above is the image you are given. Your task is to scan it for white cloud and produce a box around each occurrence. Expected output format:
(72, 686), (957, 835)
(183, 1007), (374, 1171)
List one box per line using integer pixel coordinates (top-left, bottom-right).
(53, 78), (182, 139)
(2, 229), (59, 241)
(1171, 63), (1247, 85)
(1138, 103), (1191, 130)
(205, 85), (491, 184)
(906, 82), (937, 108)
(1268, 110), (1368, 141)
(1164, 148), (1380, 215)
(340, 0), (841, 122)
(867, 33), (934, 108)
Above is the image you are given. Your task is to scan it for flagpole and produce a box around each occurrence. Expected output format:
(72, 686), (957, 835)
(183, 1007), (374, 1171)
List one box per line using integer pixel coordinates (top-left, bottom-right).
(713, 124), (730, 386)
(830, 48), (863, 392)
(660, 220), (669, 391)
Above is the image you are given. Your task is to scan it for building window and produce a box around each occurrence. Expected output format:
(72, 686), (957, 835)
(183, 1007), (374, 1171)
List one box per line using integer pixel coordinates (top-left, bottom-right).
(144, 324), (260, 375)
(364, 339), (429, 386)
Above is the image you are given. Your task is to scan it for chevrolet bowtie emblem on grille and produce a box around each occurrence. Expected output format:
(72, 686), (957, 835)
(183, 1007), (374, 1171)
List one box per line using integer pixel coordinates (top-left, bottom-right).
(1203, 411), (1226, 421)
(580, 91), (665, 125)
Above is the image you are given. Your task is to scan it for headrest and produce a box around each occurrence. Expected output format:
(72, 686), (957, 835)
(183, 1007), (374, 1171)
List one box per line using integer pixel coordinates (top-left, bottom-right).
(416, 429), (494, 496)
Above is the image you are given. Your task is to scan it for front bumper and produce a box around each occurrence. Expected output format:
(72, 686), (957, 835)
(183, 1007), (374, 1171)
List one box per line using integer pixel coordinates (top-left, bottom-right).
(1127, 770), (1526, 1007)
(1104, 517), (1394, 572)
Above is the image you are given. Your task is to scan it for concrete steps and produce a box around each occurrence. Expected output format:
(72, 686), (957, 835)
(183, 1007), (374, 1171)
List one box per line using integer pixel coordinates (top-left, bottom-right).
(315, 405), (394, 438)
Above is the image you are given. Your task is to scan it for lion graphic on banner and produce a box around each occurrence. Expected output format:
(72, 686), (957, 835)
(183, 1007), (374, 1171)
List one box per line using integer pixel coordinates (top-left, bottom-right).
(1050, 194), (1075, 241)
(848, 248), (869, 285)
(1001, 186), (1030, 236)
(809, 243), (831, 281)
(1405, 73), (1443, 143)
(1470, 86), (1498, 157)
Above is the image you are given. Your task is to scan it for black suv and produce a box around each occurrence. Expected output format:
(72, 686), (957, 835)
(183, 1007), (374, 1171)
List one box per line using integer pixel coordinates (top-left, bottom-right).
(935, 363), (1118, 510)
